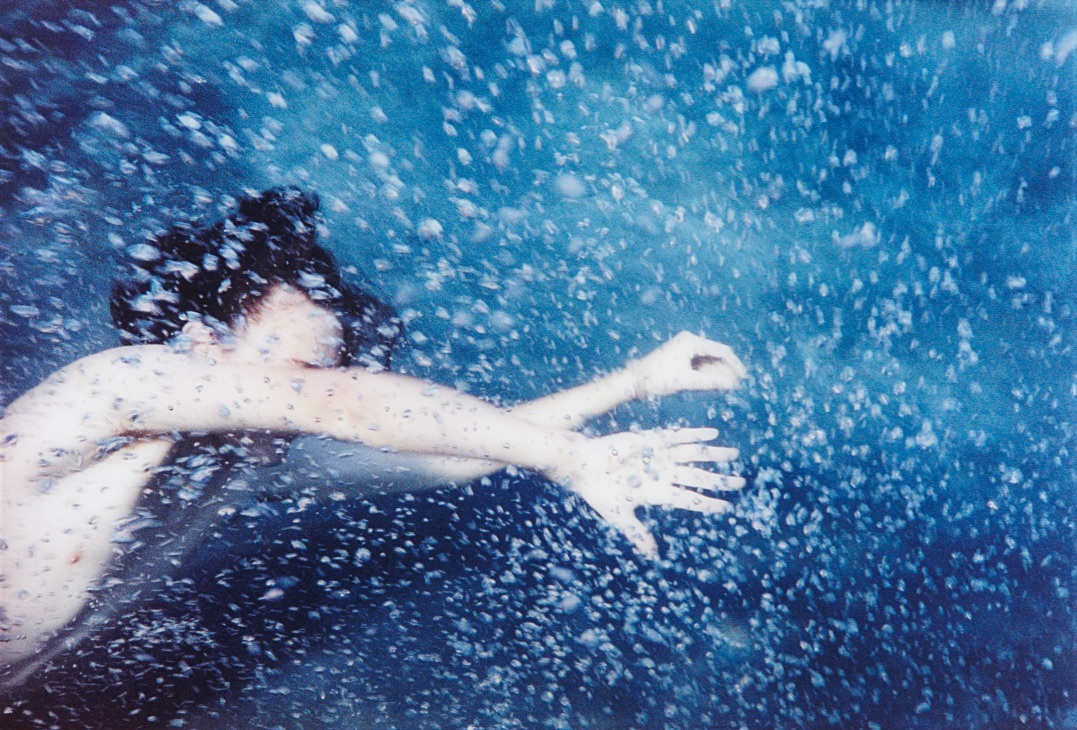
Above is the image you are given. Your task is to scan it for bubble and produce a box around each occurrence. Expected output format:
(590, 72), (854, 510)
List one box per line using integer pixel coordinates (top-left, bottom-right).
(303, 2), (334, 23)
(554, 173), (586, 199)
(417, 218), (444, 240)
(192, 3), (223, 26)
(746, 66), (779, 92)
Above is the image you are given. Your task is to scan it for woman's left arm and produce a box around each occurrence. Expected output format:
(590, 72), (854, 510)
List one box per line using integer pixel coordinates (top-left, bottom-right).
(511, 331), (747, 428)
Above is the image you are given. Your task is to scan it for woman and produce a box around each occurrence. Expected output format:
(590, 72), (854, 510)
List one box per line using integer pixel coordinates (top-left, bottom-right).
(0, 187), (746, 676)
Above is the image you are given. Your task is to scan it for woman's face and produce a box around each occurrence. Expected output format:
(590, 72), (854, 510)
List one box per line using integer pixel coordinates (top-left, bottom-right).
(215, 283), (344, 367)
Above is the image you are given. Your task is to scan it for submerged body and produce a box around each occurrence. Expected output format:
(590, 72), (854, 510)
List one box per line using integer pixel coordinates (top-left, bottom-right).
(0, 190), (747, 681)
(0, 314), (745, 677)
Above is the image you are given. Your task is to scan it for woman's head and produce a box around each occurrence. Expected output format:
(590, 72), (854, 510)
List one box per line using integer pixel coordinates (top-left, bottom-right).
(181, 282), (346, 368)
(111, 187), (401, 368)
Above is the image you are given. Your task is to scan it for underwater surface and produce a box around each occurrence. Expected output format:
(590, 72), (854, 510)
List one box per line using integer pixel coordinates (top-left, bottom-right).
(0, 0), (1074, 727)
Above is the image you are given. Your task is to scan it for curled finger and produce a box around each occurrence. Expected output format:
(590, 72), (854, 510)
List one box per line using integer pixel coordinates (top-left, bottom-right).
(701, 341), (747, 377)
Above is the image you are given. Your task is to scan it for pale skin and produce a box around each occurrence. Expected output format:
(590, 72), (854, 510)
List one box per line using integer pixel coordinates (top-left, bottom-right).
(0, 284), (747, 670)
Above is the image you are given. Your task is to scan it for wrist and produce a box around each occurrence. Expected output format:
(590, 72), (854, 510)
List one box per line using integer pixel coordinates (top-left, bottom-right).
(539, 430), (588, 484)
(621, 361), (648, 400)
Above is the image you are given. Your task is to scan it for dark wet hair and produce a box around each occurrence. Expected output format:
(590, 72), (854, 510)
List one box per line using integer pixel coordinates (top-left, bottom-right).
(110, 187), (401, 368)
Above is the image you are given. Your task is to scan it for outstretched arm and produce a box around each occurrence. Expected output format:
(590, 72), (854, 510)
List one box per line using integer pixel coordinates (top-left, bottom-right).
(515, 331), (747, 428)
(1, 345), (584, 495)
(395, 332), (747, 483)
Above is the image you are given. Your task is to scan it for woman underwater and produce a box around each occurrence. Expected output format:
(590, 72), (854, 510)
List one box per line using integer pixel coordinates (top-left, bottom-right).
(0, 187), (747, 681)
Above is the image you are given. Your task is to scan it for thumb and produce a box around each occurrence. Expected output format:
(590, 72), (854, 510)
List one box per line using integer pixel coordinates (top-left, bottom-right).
(626, 524), (659, 560)
(598, 505), (658, 559)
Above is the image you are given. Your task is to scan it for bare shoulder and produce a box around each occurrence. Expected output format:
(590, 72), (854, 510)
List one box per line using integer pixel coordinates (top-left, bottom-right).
(0, 346), (179, 485)
(3, 345), (168, 417)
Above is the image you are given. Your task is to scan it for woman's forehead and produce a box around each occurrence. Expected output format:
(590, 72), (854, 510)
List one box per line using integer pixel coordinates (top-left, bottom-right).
(254, 282), (332, 316)
(273, 288), (342, 332)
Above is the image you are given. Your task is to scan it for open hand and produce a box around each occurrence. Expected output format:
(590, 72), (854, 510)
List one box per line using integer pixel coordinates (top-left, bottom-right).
(627, 332), (747, 398)
(549, 427), (744, 558)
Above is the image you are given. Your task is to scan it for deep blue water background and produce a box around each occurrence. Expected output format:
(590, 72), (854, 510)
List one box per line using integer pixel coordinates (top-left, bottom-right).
(0, 0), (1074, 728)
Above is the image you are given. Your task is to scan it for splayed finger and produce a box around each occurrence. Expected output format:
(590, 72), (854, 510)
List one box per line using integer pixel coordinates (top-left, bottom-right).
(668, 444), (739, 463)
(656, 427), (719, 445)
(672, 466), (745, 492)
(659, 487), (734, 514)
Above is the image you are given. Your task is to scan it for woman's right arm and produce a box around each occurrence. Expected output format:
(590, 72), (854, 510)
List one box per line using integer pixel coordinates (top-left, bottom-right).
(1, 344), (581, 490)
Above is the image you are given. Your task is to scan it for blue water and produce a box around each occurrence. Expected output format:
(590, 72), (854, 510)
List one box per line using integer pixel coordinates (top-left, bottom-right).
(1, 0), (1074, 727)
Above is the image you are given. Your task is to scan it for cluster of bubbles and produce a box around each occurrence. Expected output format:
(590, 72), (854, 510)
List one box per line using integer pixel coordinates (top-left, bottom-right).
(1, 0), (1073, 727)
